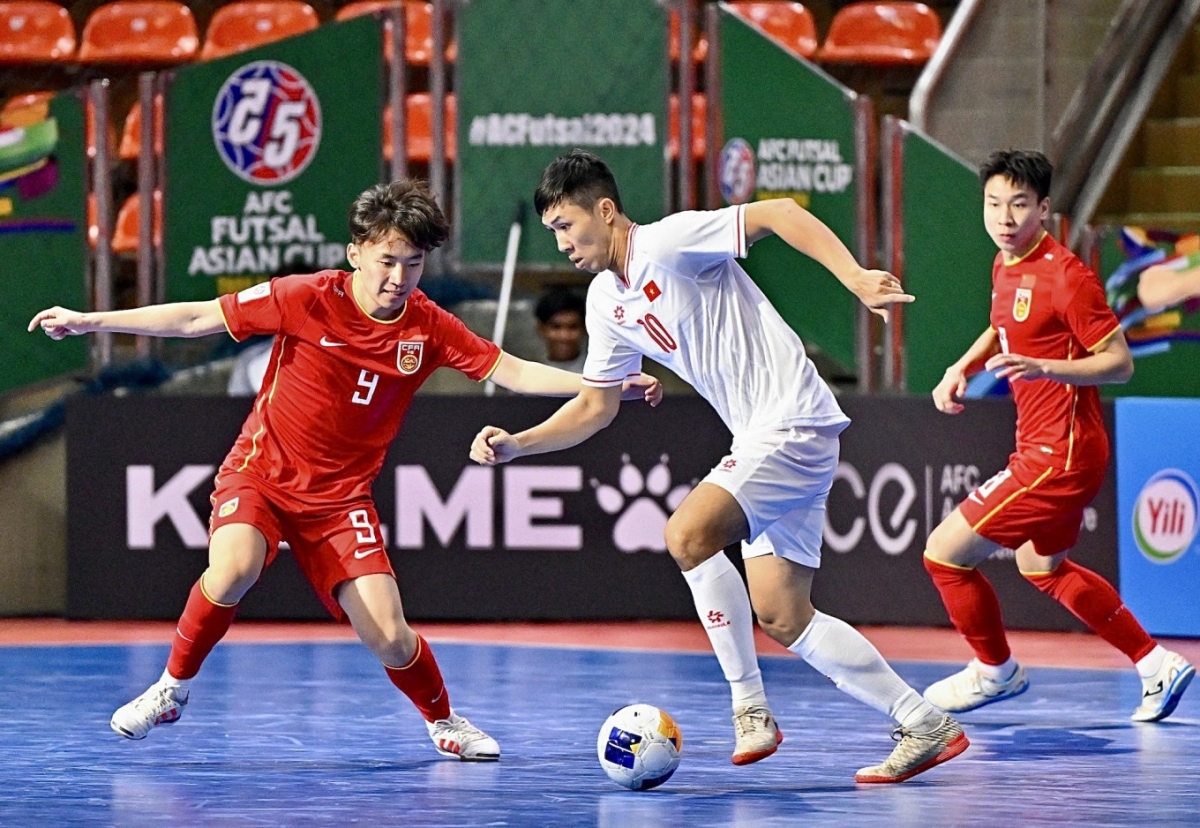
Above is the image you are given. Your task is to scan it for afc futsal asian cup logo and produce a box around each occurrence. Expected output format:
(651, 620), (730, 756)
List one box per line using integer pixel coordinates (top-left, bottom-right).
(212, 61), (321, 185)
(718, 138), (756, 205)
(1134, 469), (1199, 564)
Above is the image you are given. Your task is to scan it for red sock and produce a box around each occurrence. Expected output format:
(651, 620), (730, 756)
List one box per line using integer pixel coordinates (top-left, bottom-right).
(1023, 559), (1156, 663)
(166, 578), (239, 680)
(924, 555), (1012, 665)
(384, 635), (452, 722)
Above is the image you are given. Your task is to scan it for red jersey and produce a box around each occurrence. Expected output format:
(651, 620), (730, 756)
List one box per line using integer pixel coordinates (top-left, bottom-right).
(989, 233), (1121, 471)
(217, 271), (501, 505)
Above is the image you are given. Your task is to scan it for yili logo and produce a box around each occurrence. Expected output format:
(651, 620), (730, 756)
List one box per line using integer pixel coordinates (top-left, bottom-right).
(718, 138), (756, 205)
(1134, 469), (1199, 564)
(212, 61), (322, 185)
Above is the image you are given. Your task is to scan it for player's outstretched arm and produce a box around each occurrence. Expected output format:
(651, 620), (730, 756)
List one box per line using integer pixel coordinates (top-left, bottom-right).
(488, 353), (662, 404)
(29, 300), (228, 340)
(743, 198), (914, 322)
(470, 385), (622, 465)
(986, 328), (1133, 386)
(934, 327), (1000, 414)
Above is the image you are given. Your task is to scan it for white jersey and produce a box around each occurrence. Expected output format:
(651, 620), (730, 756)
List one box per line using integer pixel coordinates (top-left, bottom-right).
(582, 205), (848, 433)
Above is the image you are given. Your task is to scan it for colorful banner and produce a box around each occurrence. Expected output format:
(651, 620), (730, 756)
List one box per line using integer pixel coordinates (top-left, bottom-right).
(899, 130), (997, 394)
(455, 0), (668, 266)
(0, 91), (88, 392)
(1117, 398), (1200, 636)
(163, 16), (383, 302)
(717, 7), (860, 373)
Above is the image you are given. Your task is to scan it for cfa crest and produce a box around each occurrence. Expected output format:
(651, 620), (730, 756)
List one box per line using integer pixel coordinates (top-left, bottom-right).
(1013, 287), (1033, 322)
(397, 341), (423, 375)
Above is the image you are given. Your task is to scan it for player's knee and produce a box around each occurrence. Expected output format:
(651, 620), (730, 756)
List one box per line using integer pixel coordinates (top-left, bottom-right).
(372, 620), (417, 664)
(753, 599), (814, 647)
(202, 563), (258, 603)
(664, 514), (721, 570)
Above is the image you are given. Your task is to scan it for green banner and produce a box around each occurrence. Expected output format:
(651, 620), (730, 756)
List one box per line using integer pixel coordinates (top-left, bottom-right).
(718, 7), (859, 373)
(456, 0), (668, 266)
(900, 129), (995, 393)
(164, 16), (383, 302)
(0, 91), (88, 393)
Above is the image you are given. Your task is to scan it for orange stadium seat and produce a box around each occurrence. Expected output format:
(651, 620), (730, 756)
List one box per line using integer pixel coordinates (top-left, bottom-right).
(335, 0), (454, 64)
(817, 2), (941, 65)
(0, 1), (76, 63)
(729, 1), (818, 60)
(668, 10), (708, 64)
(118, 98), (164, 160)
(111, 191), (162, 253)
(78, 1), (199, 63)
(384, 93), (457, 162)
(200, 0), (319, 61)
(667, 93), (706, 162)
(85, 99), (119, 161)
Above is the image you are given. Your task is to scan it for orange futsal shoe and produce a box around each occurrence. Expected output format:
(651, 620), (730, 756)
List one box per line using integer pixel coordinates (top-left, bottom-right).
(731, 704), (783, 765)
(854, 713), (968, 784)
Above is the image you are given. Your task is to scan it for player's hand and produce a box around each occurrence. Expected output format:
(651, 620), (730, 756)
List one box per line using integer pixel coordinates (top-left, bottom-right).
(621, 373), (662, 407)
(29, 306), (91, 339)
(985, 352), (1047, 383)
(848, 269), (914, 323)
(471, 426), (520, 465)
(932, 367), (968, 414)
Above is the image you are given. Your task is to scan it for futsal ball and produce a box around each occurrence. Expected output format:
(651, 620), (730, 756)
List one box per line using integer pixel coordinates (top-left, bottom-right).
(596, 704), (683, 790)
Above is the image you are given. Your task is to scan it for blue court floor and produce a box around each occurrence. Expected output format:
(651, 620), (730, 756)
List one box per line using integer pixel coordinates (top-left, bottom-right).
(1, 638), (1198, 827)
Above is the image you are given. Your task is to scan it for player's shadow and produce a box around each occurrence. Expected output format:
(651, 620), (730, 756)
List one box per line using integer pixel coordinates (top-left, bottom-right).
(971, 727), (1134, 761)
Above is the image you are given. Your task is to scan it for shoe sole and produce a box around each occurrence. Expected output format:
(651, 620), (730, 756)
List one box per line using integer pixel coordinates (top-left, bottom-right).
(432, 745), (500, 762)
(731, 727), (784, 766)
(1132, 665), (1195, 723)
(926, 675), (1030, 714)
(854, 731), (970, 784)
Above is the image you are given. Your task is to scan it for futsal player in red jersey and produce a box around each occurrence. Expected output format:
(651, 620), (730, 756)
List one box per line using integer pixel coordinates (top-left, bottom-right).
(921, 150), (1193, 721)
(29, 179), (661, 758)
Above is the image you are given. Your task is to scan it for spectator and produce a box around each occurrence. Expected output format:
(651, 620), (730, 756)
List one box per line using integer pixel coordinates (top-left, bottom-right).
(534, 288), (587, 373)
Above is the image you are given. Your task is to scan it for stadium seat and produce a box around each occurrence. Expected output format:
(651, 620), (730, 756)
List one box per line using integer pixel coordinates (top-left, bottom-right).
(78, 1), (199, 63)
(111, 191), (162, 253)
(667, 93), (706, 162)
(118, 98), (164, 160)
(335, 0), (455, 64)
(668, 9), (708, 64)
(85, 99), (119, 161)
(728, 1), (818, 60)
(1, 91), (54, 128)
(0, 1), (76, 63)
(817, 2), (941, 65)
(200, 0), (319, 61)
(384, 93), (457, 163)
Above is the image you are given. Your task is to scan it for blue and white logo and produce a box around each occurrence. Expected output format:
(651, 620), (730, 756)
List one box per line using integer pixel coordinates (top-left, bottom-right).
(1133, 469), (1199, 564)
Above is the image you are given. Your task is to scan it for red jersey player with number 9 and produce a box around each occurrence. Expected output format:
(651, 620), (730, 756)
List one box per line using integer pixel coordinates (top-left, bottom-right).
(922, 150), (1194, 722)
(28, 179), (661, 759)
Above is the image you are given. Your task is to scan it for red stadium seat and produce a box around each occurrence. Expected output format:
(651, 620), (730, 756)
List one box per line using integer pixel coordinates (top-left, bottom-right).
(818, 2), (941, 65)
(384, 93), (457, 163)
(335, 0), (455, 64)
(78, 1), (199, 63)
(728, 1), (818, 60)
(668, 10), (708, 64)
(0, 1), (75, 63)
(200, 1), (319, 61)
(667, 93), (707, 162)
(118, 98), (164, 160)
(111, 191), (162, 253)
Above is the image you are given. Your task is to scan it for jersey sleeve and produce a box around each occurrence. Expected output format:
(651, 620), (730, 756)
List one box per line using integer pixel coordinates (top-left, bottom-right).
(647, 206), (747, 274)
(581, 291), (643, 388)
(218, 277), (312, 341)
(1062, 261), (1121, 352)
(430, 304), (502, 381)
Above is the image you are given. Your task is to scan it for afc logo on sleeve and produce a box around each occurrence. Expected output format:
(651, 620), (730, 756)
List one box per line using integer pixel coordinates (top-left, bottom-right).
(237, 282), (271, 303)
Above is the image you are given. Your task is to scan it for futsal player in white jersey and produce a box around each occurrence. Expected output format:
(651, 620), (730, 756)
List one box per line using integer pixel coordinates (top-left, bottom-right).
(469, 150), (969, 783)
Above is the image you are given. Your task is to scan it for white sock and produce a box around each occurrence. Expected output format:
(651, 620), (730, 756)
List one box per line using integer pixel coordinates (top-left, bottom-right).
(1136, 645), (1167, 679)
(789, 610), (938, 729)
(159, 667), (191, 693)
(976, 657), (1017, 683)
(681, 553), (767, 709)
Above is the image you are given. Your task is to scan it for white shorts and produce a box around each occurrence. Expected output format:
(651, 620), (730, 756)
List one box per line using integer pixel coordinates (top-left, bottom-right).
(701, 423), (844, 568)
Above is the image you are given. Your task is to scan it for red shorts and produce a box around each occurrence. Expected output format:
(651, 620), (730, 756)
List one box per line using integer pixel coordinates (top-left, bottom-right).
(209, 472), (395, 620)
(957, 453), (1105, 556)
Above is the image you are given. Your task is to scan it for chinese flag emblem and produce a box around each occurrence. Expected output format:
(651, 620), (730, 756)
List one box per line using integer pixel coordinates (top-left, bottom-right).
(644, 280), (661, 301)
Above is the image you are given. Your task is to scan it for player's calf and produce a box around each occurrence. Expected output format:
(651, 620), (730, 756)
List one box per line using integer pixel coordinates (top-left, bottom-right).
(110, 681), (189, 740)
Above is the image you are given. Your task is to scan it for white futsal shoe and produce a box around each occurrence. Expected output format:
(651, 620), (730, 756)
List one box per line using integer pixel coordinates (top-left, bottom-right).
(426, 711), (500, 761)
(923, 659), (1029, 713)
(1132, 650), (1195, 723)
(110, 682), (189, 740)
(731, 704), (783, 765)
(855, 713), (969, 783)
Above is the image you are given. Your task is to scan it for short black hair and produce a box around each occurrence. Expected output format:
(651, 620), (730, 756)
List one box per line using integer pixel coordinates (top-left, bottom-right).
(534, 149), (624, 216)
(978, 150), (1053, 202)
(349, 179), (449, 250)
(535, 288), (586, 324)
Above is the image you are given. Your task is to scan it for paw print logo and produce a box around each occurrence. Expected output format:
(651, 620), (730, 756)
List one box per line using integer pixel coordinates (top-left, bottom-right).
(592, 454), (693, 553)
(614, 305), (625, 323)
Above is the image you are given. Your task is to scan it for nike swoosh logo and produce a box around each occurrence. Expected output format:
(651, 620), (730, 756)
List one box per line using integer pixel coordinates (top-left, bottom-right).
(353, 548), (380, 559)
(320, 337), (348, 347)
